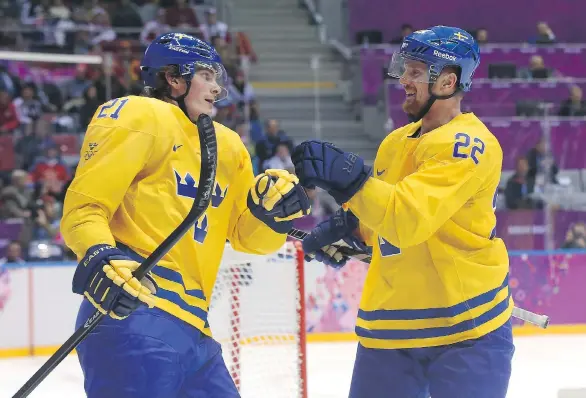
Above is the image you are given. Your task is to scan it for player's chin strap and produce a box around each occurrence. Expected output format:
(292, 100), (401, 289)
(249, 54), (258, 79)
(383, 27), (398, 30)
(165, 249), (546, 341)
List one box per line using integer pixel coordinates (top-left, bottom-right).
(167, 79), (193, 120)
(407, 81), (461, 123)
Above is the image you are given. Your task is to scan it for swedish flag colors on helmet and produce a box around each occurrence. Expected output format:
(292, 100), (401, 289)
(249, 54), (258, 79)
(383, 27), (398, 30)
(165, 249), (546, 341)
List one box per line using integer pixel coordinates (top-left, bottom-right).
(389, 26), (480, 92)
(140, 33), (228, 101)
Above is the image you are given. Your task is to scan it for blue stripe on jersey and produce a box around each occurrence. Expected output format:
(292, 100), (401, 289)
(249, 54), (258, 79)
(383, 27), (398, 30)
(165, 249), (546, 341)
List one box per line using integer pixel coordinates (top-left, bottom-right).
(357, 274), (509, 321)
(355, 291), (511, 340)
(155, 286), (209, 326)
(150, 266), (206, 300)
(115, 241), (207, 302)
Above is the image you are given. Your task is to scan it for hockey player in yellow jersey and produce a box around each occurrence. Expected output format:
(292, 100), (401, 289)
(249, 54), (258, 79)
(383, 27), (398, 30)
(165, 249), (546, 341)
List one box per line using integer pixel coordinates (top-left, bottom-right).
(61, 33), (310, 398)
(293, 26), (514, 398)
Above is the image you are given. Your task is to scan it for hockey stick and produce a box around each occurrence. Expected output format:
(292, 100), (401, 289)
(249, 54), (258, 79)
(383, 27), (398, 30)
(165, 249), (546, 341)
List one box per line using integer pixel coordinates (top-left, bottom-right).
(288, 227), (550, 329)
(12, 114), (218, 398)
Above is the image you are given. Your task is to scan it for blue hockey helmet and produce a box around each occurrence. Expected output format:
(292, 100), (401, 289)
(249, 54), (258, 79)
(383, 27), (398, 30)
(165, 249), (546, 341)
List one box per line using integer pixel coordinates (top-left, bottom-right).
(388, 26), (480, 92)
(140, 33), (228, 101)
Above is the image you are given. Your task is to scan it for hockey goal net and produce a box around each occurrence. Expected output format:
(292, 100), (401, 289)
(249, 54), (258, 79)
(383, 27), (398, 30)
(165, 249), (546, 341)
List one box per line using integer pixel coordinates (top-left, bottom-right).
(208, 242), (307, 398)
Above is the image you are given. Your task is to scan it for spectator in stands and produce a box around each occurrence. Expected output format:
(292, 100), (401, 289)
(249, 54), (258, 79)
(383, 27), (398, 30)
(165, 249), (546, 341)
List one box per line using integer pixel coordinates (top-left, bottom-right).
(164, 0), (200, 32)
(200, 8), (229, 43)
(35, 167), (66, 203)
(92, 66), (127, 103)
(140, 9), (171, 46)
(49, 0), (71, 21)
(212, 36), (239, 79)
(31, 196), (60, 241)
(558, 85), (586, 117)
(529, 22), (556, 45)
(0, 241), (25, 264)
(14, 119), (56, 170)
(562, 222), (586, 249)
(88, 9), (116, 47)
(505, 156), (542, 210)
(78, 85), (101, 129)
(30, 146), (70, 185)
(138, 0), (160, 26)
(305, 188), (338, 221)
(0, 90), (19, 135)
(517, 55), (552, 80)
(228, 69), (255, 110)
(255, 119), (294, 170)
(234, 122), (259, 173)
(0, 169), (34, 220)
(50, 0), (75, 48)
(526, 136), (559, 184)
(0, 66), (17, 97)
(212, 102), (238, 129)
(234, 122), (255, 158)
(111, 0), (144, 36)
(13, 83), (43, 133)
(20, 0), (50, 28)
(63, 64), (92, 102)
(390, 24), (413, 44)
(475, 28), (488, 44)
(263, 142), (295, 173)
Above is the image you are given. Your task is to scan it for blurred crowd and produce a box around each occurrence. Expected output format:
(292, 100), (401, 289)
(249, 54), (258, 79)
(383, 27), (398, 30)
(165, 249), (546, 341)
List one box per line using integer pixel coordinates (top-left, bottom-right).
(0, 0), (339, 263)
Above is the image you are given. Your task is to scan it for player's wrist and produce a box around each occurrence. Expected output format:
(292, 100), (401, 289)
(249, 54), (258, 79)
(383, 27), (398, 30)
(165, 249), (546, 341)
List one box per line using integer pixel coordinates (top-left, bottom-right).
(72, 244), (128, 295)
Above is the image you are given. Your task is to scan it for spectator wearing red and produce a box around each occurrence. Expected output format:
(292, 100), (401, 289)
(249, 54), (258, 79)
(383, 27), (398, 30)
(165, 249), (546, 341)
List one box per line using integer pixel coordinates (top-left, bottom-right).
(30, 146), (70, 185)
(234, 32), (258, 64)
(0, 90), (19, 135)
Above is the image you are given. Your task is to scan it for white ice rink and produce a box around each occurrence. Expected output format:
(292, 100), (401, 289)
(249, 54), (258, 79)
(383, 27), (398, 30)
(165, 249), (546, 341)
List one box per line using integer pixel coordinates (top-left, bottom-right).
(1, 335), (585, 398)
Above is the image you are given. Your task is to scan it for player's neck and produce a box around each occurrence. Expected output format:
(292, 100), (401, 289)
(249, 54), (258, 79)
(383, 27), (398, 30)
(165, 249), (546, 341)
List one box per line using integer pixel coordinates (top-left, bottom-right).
(420, 104), (462, 135)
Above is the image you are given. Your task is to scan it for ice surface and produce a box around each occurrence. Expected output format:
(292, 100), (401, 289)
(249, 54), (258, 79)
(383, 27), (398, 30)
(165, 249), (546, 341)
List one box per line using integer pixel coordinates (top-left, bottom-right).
(1, 335), (585, 398)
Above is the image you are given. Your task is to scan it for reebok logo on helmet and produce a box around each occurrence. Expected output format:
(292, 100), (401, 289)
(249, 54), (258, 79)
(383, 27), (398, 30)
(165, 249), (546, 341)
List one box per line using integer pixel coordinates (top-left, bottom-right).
(433, 50), (457, 62)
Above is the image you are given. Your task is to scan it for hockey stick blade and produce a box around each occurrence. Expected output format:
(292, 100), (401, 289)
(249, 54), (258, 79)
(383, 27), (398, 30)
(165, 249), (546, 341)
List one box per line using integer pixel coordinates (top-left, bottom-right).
(13, 114), (218, 398)
(288, 227), (550, 329)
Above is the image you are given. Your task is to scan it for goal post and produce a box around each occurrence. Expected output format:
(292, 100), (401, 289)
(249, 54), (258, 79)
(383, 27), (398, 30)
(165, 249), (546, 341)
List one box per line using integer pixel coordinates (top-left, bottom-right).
(209, 242), (308, 398)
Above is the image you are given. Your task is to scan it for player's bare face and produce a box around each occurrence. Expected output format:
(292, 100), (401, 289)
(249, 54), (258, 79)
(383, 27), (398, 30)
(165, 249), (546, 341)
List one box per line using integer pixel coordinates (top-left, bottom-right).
(187, 70), (222, 117)
(399, 61), (430, 116)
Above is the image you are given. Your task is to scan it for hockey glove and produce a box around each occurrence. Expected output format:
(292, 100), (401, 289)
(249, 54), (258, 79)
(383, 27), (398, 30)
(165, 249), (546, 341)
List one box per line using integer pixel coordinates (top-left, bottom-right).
(72, 244), (157, 320)
(292, 140), (372, 205)
(248, 169), (311, 233)
(303, 208), (371, 269)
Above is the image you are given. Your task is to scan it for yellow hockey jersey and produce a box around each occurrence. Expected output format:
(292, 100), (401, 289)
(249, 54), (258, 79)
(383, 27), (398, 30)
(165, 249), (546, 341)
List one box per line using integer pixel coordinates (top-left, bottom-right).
(347, 112), (512, 349)
(61, 95), (287, 335)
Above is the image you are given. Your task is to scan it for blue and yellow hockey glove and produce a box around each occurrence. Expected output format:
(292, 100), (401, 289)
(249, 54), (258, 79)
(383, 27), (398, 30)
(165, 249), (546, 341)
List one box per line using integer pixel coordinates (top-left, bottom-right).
(292, 140), (372, 205)
(302, 208), (371, 269)
(248, 169), (311, 233)
(72, 244), (157, 320)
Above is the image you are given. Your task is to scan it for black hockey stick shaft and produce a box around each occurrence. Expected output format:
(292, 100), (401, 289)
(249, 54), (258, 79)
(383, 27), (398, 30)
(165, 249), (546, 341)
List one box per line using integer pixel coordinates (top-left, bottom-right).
(288, 227), (550, 329)
(13, 114), (218, 398)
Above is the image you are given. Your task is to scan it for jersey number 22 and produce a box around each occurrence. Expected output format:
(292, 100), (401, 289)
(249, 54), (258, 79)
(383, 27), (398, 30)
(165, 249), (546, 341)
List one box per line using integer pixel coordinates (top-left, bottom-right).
(453, 132), (485, 164)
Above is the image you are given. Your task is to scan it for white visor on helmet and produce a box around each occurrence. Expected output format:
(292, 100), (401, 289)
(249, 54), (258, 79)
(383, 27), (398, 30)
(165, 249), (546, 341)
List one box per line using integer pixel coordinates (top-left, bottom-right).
(387, 53), (434, 84)
(182, 60), (229, 102)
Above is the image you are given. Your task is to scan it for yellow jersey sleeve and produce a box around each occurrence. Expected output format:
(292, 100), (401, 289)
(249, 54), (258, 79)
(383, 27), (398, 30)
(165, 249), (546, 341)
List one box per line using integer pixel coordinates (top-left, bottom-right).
(357, 221), (376, 246)
(348, 134), (497, 249)
(227, 145), (287, 254)
(61, 98), (157, 259)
